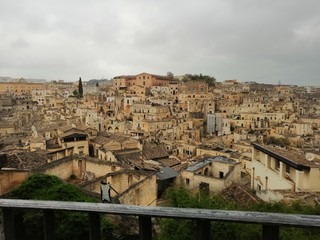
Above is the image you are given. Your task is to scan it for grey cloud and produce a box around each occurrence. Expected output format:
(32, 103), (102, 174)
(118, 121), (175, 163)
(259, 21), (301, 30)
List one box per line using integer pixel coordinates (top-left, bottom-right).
(0, 0), (319, 85)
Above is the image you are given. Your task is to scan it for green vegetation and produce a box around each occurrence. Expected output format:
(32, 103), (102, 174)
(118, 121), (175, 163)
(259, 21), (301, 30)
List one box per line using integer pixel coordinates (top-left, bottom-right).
(230, 125), (236, 133)
(265, 136), (291, 147)
(182, 74), (216, 87)
(8, 174), (114, 240)
(156, 187), (320, 240)
(78, 77), (83, 98)
(167, 71), (174, 78)
(72, 89), (78, 97)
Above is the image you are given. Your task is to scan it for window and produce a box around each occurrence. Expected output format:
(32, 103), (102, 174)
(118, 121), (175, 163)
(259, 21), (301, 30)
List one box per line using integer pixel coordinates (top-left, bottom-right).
(276, 160), (280, 170)
(78, 146), (84, 154)
(186, 178), (190, 185)
(219, 171), (224, 178)
(128, 174), (133, 185)
(286, 164), (290, 174)
(199, 182), (209, 194)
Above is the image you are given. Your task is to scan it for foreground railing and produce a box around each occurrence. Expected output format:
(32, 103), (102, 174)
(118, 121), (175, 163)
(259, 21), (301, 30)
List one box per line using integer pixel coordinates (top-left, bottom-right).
(1, 199), (320, 240)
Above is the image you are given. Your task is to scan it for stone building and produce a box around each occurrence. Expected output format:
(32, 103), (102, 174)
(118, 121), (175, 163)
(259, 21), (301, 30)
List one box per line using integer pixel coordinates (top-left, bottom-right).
(251, 143), (320, 202)
(91, 133), (140, 158)
(113, 72), (173, 90)
(80, 169), (158, 206)
(46, 128), (89, 158)
(177, 156), (241, 193)
(0, 80), (46, 96)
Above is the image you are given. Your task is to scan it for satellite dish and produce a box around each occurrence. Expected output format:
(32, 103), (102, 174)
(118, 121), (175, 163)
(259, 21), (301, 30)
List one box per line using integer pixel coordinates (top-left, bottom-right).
(306, 153), (315, 161)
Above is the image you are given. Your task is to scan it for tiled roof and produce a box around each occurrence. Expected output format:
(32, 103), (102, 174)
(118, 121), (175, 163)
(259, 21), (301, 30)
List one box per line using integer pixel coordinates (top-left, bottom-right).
(142, 143), (169, 160)
(113, 75), (136, 79)
(91, 135), (110, 145)
(114, 149), (146, 164)
(219, 183), (261, 207)
(91, 134), (137, 145)
(252, 143), (320, 169)
(111, 149), (160, 171)
(157, 158), (180, 167)
(0, 151), (48, 170)
(108, 134), (134, 143)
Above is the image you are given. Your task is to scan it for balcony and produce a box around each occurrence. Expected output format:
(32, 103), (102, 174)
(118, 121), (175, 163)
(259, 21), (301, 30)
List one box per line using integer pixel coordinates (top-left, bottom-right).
(1, 198), (320, 240)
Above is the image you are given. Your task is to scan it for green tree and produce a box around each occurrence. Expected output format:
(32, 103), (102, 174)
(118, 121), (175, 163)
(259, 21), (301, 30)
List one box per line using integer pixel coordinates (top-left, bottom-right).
(265, 136), (290, 147)
(157, 187), (320, 240)
(9, 174), (114, 240)
(78, 77), (83, 98)
(167, 72), (174, 78)
(183, 74), (216, 87)
(72, 89), (78, 97)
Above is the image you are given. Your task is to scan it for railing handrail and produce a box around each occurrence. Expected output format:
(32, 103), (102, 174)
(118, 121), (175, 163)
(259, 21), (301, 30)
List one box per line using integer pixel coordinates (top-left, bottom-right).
(1, 198), (320, 227)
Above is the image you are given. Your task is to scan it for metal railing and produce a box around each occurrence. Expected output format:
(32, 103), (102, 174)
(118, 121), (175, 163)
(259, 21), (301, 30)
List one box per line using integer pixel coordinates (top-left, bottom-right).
(1, 198), (320, 240)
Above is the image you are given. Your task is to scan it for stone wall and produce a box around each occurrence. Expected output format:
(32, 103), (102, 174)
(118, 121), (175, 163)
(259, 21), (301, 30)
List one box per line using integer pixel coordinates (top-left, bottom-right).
(0, 170), (31, 195)
(85, 159), (123, 177)
(178, 162), (241, 193)
(118, 174), (157, 206)
(38, 158), (74, 180)
(80, 170), (148, 199)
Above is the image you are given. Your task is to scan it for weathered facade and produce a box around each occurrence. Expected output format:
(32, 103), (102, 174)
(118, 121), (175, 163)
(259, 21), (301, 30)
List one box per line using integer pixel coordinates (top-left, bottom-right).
(177, 156), (241, 193)
(251, 143), (320, 202)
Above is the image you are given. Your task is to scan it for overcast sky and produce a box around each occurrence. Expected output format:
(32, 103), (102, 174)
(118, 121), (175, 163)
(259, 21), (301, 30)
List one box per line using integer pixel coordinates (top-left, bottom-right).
(0, 0), (319, 85)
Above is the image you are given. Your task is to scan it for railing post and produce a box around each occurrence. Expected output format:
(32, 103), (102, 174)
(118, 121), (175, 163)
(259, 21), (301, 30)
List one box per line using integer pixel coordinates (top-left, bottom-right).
(44, 210), (55, 240)
(15, 212), (26, 240)
(262, 224), (279, 240)
(196, 220), (211, 240)
(2, 208), (15, 240)
(89, 212), (101, 240)
(139, 216), (152, 240)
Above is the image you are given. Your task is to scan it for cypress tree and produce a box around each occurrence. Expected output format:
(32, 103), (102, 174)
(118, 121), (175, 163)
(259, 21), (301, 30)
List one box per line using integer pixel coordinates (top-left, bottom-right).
(78, 77), (83, 98)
